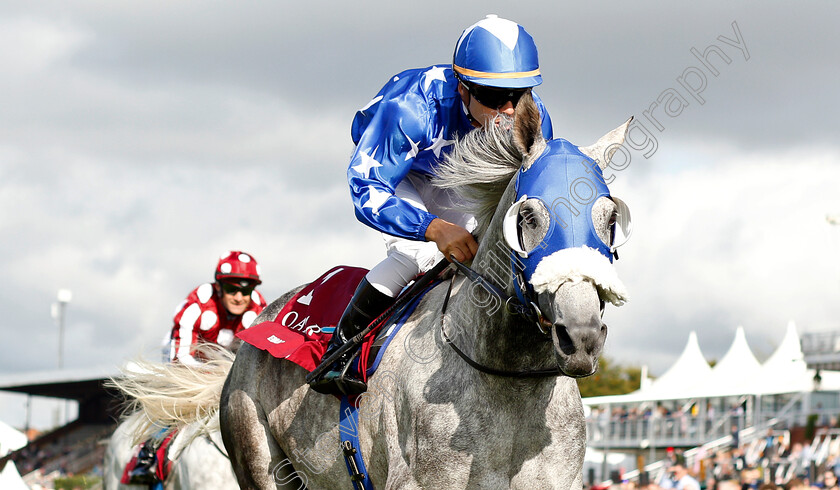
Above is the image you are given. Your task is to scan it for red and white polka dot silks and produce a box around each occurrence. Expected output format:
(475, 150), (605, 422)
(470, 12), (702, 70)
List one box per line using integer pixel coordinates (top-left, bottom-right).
(215, 250), (262, 284)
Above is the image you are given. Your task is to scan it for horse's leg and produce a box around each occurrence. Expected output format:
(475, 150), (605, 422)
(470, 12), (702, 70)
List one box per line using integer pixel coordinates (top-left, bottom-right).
(572, 471), (583, 489)
(221, 344), (305, 490)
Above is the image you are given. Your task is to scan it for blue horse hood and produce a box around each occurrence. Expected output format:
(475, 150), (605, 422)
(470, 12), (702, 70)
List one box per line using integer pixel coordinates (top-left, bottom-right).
(512, 138), (613, 282)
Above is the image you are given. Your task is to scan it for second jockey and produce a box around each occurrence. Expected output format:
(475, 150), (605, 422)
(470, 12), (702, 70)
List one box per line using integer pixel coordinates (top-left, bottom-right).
(129, 250), (266, 484)
(308, 15), (553, 395)
(168, 250), (267, 365)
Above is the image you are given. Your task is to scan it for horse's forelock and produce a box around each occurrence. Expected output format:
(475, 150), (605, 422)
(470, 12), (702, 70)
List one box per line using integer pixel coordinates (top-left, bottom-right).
(433, 118), (545, 238)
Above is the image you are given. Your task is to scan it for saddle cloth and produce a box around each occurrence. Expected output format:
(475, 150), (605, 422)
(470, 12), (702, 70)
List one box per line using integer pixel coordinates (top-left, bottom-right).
(237, 266), (369, 372)
(237, 265), (436, 382)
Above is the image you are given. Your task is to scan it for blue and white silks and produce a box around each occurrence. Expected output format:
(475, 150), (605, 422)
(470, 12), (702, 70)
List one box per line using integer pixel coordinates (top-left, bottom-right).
(348, 65), (553, 242)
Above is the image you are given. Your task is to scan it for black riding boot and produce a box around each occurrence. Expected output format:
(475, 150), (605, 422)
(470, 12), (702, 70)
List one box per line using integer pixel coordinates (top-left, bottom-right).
(128, 439), (158, 484)
(308, 278), (394, 396)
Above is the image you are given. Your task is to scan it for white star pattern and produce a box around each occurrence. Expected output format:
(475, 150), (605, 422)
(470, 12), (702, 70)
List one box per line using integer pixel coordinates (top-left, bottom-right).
(425, 128), (455, 158)
(479, 16), (519, 50)
(422, 66), (447, 91)
(360, 95), (383, 112)
(456, 15), (520, 52)
(405, 133), (420, 161)
(362, 186), (391, 215)
(351, 146), (382, 178)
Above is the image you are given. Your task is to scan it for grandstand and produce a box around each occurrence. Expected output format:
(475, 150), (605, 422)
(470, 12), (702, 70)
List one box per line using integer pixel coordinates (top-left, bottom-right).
(0, 366), (122, 487)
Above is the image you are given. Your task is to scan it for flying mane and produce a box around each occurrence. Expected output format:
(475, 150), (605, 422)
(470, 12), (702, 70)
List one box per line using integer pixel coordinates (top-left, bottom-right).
(432, 92), (547, 239)
(107, 344), (234, 443)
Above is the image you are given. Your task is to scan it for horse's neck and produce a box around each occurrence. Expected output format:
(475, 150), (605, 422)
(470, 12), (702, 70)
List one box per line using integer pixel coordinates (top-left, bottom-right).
(447, 194), (556, 376)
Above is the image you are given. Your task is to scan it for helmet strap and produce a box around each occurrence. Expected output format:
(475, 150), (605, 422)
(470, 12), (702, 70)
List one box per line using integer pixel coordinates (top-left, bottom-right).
(462, 100), (481, 128)
(457, 80), (482, 128)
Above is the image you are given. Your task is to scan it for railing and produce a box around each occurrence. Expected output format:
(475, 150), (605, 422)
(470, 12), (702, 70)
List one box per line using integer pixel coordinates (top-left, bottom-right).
(802, 332), (840, 355)
(586, 392), (818, 450)
(802, 332), (840, 370)
(586, 412), (747, 449)
(596, 393), (817, 486)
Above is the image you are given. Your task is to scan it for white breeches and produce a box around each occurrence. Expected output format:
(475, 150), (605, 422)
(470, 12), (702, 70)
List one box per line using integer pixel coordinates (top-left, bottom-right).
(367, 172), (476, 297)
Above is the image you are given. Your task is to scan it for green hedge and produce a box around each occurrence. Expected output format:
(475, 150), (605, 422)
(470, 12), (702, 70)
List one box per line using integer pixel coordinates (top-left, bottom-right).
(54, 475), (102, 490)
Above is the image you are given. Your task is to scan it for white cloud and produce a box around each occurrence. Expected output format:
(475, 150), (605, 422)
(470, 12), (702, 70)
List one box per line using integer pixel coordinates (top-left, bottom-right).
(0, 17), (92, 75)
(1, 0), (840, 431)
(604, 143), (840, 374)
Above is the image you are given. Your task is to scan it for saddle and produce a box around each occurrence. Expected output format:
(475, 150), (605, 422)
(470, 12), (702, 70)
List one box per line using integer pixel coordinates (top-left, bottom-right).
(121, 430), (176, 485)
(237, 266), (437, 384)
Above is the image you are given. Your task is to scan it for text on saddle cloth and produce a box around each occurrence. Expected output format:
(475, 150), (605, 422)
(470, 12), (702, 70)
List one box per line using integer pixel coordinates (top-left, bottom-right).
(237, 266), (369, 371)
(238, 264), (440, 386)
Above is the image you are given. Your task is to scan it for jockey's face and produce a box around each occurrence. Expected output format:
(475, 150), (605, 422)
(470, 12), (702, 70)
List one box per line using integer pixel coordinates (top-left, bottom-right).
(458, 82), (520, 128)
(217, 280), (253, 316)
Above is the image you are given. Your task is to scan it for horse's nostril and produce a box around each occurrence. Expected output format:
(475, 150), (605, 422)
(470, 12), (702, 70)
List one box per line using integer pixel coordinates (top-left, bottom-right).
(552, 323), (575, 355)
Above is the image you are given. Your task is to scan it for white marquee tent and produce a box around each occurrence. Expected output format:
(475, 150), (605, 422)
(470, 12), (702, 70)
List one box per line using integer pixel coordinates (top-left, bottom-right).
(0, 420), (27, 456)
(584, 321), (840, 407)
(693, 325), (763, 398)
(0, 419), (28, 490)
(639, 331), (712, 400)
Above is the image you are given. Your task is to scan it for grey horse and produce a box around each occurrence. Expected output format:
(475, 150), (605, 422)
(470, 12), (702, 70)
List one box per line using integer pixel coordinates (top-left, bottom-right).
(104, 411), (238, 490)
(104, 355), (239, 489)
(220, 94), (632, 489)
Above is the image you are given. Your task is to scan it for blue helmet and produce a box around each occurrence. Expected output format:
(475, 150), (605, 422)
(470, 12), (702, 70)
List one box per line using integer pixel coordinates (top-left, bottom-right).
(453, 15), (542, 89)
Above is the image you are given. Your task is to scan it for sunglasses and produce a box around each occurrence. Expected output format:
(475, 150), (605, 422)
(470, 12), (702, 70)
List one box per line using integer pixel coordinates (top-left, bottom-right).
(220, 282), (255, 296)
(462, 80), (528, 109)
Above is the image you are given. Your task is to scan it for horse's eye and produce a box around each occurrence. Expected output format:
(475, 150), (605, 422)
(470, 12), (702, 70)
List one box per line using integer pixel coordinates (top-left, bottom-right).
(608, 212), (617, 244)
(503, 197), (550, 256)
(520, 208), (538, 229)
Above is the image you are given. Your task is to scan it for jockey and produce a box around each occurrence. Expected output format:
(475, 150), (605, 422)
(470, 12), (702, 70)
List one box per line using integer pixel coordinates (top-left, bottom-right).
(308, 15), (553, 395)
(168, 250), (267, 365)
(129, 251), (266, 484)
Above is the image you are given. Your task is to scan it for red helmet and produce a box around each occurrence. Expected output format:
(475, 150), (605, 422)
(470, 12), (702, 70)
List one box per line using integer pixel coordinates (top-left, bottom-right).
(215, 251), (262, 285)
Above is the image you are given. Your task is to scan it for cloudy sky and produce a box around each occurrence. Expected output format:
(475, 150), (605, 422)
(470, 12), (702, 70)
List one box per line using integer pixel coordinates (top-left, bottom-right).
(1, 2), (839, 429)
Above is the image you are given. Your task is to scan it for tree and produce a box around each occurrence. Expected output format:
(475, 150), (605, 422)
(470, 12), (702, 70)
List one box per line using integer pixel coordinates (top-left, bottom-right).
(577, 357), (643, 398)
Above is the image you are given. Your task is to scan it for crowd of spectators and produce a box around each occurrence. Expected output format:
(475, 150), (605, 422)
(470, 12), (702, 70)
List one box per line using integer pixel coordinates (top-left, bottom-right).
(606, 428), (840, 490)
(10, 423), (111, 480)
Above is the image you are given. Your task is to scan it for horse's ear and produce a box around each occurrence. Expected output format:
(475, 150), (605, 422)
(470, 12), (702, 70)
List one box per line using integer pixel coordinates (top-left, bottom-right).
(513, 91), (541, 157)
(579, 116), (634, 170)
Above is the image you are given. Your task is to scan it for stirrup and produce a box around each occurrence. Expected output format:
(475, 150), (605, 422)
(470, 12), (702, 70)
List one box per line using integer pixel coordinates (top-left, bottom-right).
(309, 350), (367, 396)
(127, 441), (158, 484)
(128, 459), (158, 484)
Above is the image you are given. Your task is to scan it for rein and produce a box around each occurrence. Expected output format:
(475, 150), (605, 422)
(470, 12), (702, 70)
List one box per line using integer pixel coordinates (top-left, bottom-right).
(206, 433), (229, 460)
(441, 259), (562, 378)
(448, 258), (545, 328)
(168, 429), (230, 463)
